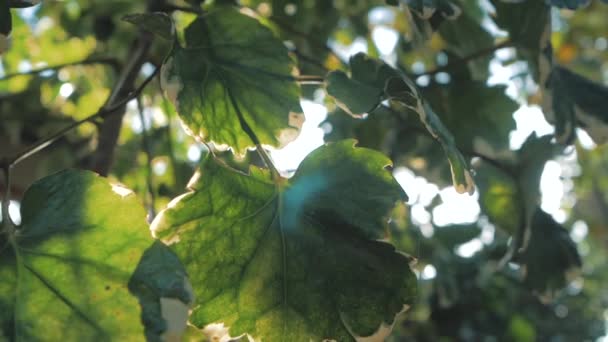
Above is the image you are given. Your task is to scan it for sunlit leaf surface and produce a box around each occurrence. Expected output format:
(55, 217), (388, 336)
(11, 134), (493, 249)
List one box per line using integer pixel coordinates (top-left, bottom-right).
(161, 7), (304, 155)
(151, 140), (416, 341)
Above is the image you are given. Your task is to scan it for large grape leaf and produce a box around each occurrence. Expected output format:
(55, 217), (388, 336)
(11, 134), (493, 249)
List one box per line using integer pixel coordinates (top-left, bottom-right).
(326, 53), (475, 194)
(160, 7), (304, 155)
(0, 169), (188, 341)
(151, 140), (417, 341)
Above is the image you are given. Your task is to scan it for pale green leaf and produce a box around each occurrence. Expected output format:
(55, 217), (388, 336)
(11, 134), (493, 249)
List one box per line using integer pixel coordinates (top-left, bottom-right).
(151, 140), (416, 341)
(160, 7), (304, 155)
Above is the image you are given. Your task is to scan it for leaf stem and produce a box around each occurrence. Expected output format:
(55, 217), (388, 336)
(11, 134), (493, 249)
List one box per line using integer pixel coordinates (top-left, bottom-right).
(7, 66), (160, 167)
(419, 40), (514, 77)
(0, 57), (121, 80)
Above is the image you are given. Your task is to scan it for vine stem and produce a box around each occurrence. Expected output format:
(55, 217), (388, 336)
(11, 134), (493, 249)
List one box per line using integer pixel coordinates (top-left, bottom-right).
(0, 57), (121, 80)
(418, 40), (514, 77)
(7, 66), (160, 167)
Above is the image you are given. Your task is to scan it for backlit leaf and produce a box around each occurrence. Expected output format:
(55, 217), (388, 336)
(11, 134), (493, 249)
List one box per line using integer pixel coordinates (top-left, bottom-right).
(151, 140), (416, 341)
(160, 7), (304, 155)
(0, 170), (184, 340)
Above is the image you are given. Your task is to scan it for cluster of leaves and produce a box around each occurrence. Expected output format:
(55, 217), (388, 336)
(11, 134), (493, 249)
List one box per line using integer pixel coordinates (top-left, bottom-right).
(1, 0), (608, 341)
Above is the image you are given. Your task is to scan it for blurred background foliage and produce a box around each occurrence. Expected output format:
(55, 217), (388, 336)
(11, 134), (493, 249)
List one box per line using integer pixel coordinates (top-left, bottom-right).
(1, 0), (608, 340)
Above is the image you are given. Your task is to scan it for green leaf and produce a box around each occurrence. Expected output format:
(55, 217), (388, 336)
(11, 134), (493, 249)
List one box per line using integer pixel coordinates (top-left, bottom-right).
(0, 170), (182, 340)
(491, 0), (551, 83)
(544, 66), (608, 144)
(325, 54), (398, 116)
(151, 140), (416, 341)
(123, 12), (175, 41)
(385, 78), (475, 194)
(128, 241), (194, 342)
(519, 208), (581, 296)
(423, 79), (518, 154)
(325, 53), (475, 194)
(160, 7), (304, 155)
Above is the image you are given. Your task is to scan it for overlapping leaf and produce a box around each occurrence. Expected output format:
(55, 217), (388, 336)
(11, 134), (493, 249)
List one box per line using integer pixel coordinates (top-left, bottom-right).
(160, 7), (304, 155)
(0, 170), (188, 340)
(151, 140), (416, 341)
(326, 53), (475, 194)
(123, 12), (175, 41)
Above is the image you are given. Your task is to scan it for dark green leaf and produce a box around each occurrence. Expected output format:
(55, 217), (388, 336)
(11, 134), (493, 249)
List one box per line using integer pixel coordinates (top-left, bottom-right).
(0, 170), (184, 340)
(129, 241), (193, 342)
(325, 53), (475, 194)
(325, 53), (399, 116)
(151, 140), (416, 341)
(423, 80), (518, 154)
(384, 78), (475, 194)
(123, 12), (175, 41)
(545, 66), (608, 144)
(519, 208), (581, 296)
(160, 7), (304, 155)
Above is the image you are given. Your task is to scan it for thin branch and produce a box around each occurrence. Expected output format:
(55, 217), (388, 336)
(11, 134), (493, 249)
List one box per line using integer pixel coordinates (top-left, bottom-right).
(89, 32), (154, 176)
(8, 66), (160, 167)
(136, 96), (156, 220)
(295, 75), (325, 85)
(1, 165), (13, 231)
(0, 57), (121, 80)
(419, 40), (514, 77)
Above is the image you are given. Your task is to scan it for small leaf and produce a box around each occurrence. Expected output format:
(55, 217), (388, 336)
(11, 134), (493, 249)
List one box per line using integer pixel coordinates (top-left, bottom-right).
(151, 140), (416, 341)
(0, 170), (157, 340)
(123, 12), (175, 41)
(518, 208), (581, 296)
(161, 7), (304, 155)
(385, 78), (475, 195)
(325, 53), (475, 194)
